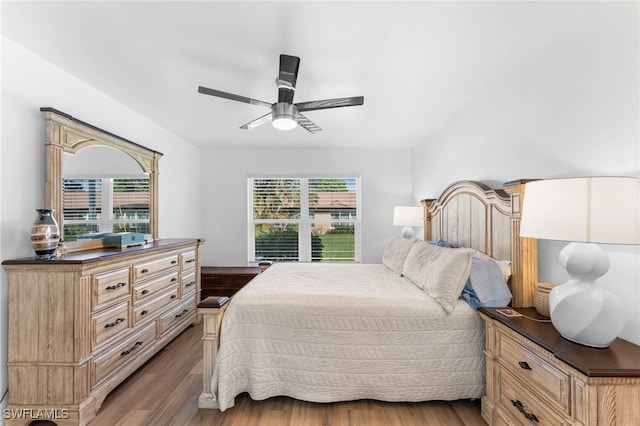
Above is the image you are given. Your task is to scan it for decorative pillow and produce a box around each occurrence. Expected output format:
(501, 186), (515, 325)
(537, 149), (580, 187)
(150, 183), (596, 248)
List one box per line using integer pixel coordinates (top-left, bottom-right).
(402, 241), (473, 313)
(427, 239), (450, 248)
(460, 256), (513, 309)
(381, 237), (417, 274)
(468, 248), (512, 282)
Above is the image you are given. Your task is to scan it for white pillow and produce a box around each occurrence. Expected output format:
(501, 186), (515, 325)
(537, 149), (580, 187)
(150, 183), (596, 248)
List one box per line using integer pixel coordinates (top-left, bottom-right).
(402, 241), (473, 313)
(382, 237), (417, 274)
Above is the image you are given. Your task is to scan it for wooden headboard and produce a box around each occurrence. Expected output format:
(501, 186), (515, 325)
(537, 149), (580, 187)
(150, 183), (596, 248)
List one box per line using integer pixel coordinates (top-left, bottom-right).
(421, 180), (538, 307)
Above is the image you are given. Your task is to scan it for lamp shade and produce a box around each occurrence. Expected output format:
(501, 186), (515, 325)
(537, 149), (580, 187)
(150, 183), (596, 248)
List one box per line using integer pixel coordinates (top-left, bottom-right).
(393, 206), (423, 227)
(520, 177), (639, 245)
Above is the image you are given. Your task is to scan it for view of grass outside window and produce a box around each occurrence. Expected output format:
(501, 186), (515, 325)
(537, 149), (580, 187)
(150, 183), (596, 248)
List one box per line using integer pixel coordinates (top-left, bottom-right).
(62, 178), (150, 241)
(249, 177), (360, 263)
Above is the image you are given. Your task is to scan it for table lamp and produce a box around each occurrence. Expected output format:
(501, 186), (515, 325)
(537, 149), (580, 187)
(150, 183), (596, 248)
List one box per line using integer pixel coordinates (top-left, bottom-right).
(520, 177), (639, 347)
(393, 206), (423, 239)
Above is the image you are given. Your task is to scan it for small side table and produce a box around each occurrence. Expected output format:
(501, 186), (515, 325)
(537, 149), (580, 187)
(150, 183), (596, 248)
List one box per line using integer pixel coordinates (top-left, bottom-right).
(478, 307), (640, 425)
(200, 266), (261, 299)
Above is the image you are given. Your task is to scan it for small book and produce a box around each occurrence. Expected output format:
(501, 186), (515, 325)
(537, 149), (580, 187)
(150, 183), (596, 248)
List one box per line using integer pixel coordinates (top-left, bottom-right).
(496, 308), (523, 317)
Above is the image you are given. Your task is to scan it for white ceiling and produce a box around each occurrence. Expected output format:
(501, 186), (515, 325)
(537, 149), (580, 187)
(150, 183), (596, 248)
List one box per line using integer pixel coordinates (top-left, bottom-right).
(1, 1), (611, 149)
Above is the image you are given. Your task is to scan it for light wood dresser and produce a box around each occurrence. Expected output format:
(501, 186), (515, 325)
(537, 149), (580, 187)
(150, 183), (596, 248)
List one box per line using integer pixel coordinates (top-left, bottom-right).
(2, 238), (203, 426)
(479, 307), (640, 426)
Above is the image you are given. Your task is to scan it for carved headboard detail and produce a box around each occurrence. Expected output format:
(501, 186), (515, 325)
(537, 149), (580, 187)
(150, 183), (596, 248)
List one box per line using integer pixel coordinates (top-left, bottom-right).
(421, 180), (538, 307)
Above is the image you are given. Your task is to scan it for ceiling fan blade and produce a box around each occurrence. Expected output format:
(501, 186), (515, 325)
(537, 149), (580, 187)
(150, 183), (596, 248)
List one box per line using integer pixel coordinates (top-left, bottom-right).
(296, 96), (364, 112)
(240, 112), (272, 131)
(297, 113), (322, 134)
(198, 86), (272, 109)
(277, 54), (300, 104)
(278, 54), (300, 90)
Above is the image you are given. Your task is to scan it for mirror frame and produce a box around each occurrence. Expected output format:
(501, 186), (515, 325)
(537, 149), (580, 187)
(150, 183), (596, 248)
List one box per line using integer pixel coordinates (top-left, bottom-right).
(42, 107), (163, 249)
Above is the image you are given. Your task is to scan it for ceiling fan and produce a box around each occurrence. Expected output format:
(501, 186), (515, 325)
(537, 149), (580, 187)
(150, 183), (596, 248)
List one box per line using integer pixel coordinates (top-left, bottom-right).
(198, 54), (364, 133)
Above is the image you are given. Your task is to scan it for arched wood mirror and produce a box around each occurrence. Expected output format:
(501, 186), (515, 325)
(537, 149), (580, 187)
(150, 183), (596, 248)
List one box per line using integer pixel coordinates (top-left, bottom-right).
(42, 107), (162, 251)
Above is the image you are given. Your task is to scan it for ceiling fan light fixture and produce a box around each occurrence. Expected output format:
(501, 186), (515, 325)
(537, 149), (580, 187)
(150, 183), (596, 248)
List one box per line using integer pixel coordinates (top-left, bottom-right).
(272, 102), (298, 131)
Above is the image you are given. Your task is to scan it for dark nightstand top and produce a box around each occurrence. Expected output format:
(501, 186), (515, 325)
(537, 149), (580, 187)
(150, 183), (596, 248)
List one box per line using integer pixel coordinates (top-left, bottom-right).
(478, 307), (640, 377)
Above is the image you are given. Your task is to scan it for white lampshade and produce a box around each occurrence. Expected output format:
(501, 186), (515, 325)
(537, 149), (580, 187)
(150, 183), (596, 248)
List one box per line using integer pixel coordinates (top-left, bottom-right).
(393, 206), (423, 239)
(519, 176), (639, 348)
(520, 177), (639, 244)
(393, 206), (423, 227)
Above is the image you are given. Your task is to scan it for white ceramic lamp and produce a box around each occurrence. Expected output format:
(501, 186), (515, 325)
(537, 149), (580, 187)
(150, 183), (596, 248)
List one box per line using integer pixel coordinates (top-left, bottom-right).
(393, 206), (423, 238)
(520, 177), (639, 348)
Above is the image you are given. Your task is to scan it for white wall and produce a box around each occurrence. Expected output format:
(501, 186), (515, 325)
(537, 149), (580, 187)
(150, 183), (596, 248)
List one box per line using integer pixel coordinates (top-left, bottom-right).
(200, 147), (413, 265)
(0, 38), (203, 414)
(411, 7), (640, 344)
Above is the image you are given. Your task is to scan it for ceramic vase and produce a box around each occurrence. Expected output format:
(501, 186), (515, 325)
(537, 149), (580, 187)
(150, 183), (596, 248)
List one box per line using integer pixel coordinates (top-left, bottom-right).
(31, 208), (60, 259)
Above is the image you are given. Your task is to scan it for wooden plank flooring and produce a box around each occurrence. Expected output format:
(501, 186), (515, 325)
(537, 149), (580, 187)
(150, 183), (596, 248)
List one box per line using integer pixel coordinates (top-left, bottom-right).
(89, 322), (486, 426)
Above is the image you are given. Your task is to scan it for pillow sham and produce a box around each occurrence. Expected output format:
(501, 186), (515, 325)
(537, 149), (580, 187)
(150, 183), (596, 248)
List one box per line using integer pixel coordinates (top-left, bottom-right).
(468, 248), (512, 282)
(402, 241), (473, 313)
(460, 256), (512, 309)
(381, 237), (417, 274)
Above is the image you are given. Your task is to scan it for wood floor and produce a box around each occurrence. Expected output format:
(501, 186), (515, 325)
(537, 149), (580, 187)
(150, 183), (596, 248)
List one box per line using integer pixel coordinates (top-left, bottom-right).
(89, 322), (486, 426)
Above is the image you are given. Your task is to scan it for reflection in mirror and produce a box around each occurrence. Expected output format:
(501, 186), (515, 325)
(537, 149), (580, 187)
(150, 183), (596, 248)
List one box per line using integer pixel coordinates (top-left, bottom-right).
(63, 146), (151, 241)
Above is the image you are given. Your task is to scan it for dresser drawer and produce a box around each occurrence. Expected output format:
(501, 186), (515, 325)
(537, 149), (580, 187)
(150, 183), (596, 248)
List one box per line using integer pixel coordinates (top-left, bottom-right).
(92, 267), (130, 311)
(133, 271), (179, 304)
(133, 286), (179, 324)
(181, 250), (197, 271)
(159, 296), (196, 336)
(133, 254), (179, 281)
(498, 334), (570, 413)
(181, 271), (197, 297)
(92, 301), (130, 349)
(91, 321), (157, 386)
(497, 367), (566, 426)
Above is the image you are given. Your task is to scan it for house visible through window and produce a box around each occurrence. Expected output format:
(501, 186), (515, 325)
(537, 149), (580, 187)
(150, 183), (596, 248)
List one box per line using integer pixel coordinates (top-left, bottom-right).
(248, 177), (361, 263)
(62, 178), (150, 241)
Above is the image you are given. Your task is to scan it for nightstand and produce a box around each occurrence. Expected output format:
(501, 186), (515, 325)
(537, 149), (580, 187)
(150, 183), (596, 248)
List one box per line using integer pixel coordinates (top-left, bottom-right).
(478, 307), (640, 426)
(200, 266), (261, 299)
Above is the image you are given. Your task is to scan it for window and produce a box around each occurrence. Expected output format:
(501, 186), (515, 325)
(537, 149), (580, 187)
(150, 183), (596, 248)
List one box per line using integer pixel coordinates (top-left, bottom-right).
(62, 177), (150, 241)
(248, 177), (361, 263)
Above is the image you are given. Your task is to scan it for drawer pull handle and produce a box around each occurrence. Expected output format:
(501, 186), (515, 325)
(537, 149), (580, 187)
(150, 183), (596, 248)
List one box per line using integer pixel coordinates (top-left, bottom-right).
(186, 259), (195, 263)
(186, 281), (195, 287)
(106, 282), (126, 290)
(121, 341), (143, 356)
(171, 260), (178, 264)
(511, 399), (539, 423)
(141, 289), (149, 295)
(171, 277), (178, 282)
(170, 294), (177, 299)
(140, 310), (149, 316)
(104, 317), (125, 328)
(519, 361), (532, 370)
(175, 309), (189, 318)
(141, 268), (149, 274)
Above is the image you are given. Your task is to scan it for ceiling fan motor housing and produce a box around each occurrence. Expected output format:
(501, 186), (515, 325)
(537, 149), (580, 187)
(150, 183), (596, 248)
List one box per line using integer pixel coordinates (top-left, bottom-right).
(272, 102), (298, 130)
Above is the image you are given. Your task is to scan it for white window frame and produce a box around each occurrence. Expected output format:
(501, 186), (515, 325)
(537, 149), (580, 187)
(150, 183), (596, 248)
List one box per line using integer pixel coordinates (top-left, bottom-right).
(248, 176), (362, 263)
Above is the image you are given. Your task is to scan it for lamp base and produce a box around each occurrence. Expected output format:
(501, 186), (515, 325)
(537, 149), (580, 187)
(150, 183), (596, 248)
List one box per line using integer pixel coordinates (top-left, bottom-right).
(401, 226), (415, 239)
(549, 242), (625, 348)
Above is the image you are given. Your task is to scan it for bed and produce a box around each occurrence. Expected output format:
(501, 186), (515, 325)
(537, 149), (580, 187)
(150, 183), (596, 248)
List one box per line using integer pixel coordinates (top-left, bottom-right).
(198, 180), (539, 410)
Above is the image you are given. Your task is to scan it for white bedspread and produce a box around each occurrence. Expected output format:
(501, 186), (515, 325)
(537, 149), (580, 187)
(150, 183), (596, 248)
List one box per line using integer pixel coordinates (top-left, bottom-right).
(211, 262), (485, 410)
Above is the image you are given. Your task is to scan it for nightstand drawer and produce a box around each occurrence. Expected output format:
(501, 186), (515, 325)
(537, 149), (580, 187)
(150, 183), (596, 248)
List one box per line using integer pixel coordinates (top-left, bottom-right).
(498, 367), (566, 426)
(498, 334), (569, 413)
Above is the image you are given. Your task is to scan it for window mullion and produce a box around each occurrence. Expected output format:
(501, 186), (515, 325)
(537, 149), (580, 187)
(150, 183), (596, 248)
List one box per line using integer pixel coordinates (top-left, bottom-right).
(100, 178), (114, 233)
(299, 178), (311, 262)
